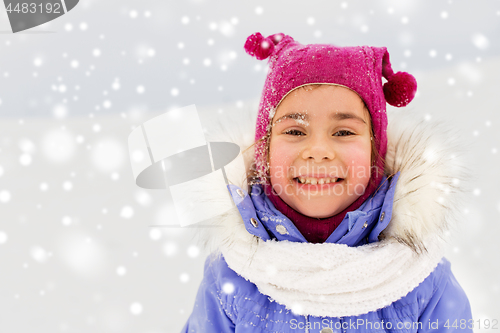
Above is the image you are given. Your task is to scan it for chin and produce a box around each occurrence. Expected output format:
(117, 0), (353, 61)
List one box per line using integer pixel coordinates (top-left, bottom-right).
(309, 211), (340, 219)
(295, 204), (341, 219)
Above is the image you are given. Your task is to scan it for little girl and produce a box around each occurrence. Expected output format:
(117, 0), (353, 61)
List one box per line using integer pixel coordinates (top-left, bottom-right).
(181, 32), (473, 332)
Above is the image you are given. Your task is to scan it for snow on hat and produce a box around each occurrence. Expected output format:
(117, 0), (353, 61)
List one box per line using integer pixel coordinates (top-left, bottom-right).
(244, 32), (417, 185)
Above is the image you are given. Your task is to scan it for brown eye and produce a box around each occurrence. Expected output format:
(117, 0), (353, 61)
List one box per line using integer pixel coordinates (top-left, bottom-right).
(334, 130), (355, 136)
(284, 129), (305, 136)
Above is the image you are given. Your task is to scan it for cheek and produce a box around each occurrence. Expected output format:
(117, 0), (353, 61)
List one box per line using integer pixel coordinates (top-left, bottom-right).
(344, 143), (372, 181)
(269, 140), (295, 183)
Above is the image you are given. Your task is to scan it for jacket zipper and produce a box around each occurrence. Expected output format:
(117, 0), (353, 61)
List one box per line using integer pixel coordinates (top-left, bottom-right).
(305, 315), (309, 333)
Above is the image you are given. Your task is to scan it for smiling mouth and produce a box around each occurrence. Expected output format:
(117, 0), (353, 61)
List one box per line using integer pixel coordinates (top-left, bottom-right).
(293, 177), (344, 185)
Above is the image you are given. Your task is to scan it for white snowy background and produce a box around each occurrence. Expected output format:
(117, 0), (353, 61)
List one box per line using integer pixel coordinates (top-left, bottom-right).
(0, 0), (499, 332)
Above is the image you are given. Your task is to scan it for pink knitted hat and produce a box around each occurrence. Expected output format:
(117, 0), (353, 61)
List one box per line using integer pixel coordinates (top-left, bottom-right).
(244, 32), (417, 186)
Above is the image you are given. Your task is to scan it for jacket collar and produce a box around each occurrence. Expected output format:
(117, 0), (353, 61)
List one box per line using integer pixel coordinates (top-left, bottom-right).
(228, 172), (400, 245)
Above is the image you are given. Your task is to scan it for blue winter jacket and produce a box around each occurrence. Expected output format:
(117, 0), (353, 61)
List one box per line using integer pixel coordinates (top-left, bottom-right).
(181, 171), (473, 332)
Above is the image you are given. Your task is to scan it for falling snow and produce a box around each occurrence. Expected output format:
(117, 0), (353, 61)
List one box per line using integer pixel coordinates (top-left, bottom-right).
(0, 190), (11, 203)
(179, 273), (190, 283)
(30, 246), (49, 263)
(0, 231), (8, 244)
(162, 241), (178, 256)
(120, 206), (134, 219)
(222, 282), (235, 294)
(472, 34), (490, 50)
(149, 228), (162, 240)
(130, 302), (143, 315)
(117, 266), (127, 276)
(187, 245), (200, 258)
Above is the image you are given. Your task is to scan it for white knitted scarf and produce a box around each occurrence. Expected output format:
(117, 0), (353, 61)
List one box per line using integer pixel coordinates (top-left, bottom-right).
(222, 233), (445, 317)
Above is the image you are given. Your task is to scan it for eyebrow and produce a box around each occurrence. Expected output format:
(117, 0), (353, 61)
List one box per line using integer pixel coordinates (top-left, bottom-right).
(273, 112), (366, 125)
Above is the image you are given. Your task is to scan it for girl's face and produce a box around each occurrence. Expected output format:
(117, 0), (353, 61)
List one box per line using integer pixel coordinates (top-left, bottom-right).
(268, 84), (372, 218)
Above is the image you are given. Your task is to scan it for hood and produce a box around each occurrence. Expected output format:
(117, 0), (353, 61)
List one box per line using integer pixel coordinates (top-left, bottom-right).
(193, 104), (471, 317)
(197, 106), (471, 254)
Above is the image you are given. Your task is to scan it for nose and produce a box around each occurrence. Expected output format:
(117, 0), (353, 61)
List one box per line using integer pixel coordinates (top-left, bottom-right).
(300, 134), (336, 162)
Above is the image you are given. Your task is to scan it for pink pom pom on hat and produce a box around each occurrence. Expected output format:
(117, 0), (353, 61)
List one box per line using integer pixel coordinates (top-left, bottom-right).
(244, 32), (285, 60)
(244, 32), (417, 186)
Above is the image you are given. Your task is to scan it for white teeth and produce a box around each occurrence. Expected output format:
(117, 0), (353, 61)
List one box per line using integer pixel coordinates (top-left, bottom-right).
(296, 177), (341, 184)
